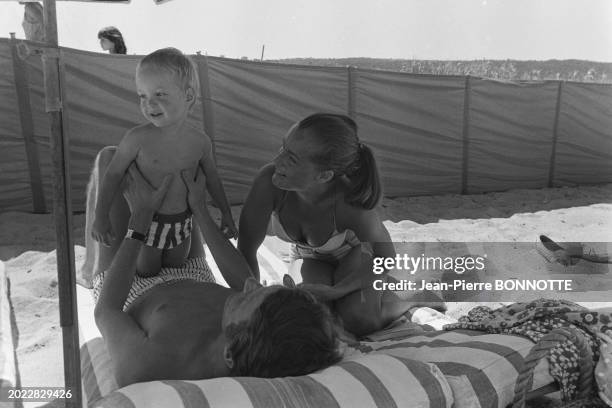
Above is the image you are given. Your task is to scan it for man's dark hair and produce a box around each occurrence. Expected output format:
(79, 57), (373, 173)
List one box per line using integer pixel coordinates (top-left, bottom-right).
(225, 287), (341, 377)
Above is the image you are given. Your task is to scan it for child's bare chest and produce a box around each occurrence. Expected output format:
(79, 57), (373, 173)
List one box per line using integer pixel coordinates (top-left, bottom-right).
(137, 138), (203, 176)
(133, 133), (206, 213)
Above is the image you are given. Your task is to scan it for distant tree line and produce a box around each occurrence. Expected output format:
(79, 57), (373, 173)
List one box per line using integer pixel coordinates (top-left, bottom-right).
(267, 58), (612, 83)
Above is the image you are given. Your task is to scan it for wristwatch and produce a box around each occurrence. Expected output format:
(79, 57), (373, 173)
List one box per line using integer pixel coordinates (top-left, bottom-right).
(125, 228), (146, 242)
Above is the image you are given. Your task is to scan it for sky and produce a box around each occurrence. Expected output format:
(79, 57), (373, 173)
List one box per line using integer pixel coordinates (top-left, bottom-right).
(1, 0), (611, 61)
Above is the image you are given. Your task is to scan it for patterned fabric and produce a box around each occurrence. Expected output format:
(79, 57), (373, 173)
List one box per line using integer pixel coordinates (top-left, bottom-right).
(91, 257), (214, 310)
(145, 210), (193, 249)
(444, 299), (612, 402)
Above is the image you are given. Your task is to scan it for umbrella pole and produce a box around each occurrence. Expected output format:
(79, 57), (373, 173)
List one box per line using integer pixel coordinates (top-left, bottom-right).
(42, 0), (83, 406)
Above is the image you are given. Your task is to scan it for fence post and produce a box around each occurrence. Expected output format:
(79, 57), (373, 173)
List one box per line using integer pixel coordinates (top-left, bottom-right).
(41, 0), (82, 405)
(9, 33), (47, 213)
(548, 81), (563, 188)
(347, 66), (356, 119)
(461, 75), (472, 194)
(196, 52), (216, 157)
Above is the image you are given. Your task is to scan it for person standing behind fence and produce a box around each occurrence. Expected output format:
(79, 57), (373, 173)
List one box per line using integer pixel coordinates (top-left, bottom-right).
(98, 26), (127, 54)
(21, 2), (45, 42)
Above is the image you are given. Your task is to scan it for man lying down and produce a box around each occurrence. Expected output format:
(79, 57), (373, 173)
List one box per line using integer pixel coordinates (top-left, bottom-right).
(90, 148), (341, 387)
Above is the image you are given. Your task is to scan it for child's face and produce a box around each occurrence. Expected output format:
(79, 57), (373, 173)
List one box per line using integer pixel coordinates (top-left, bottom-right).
(135, 67), (191, 129)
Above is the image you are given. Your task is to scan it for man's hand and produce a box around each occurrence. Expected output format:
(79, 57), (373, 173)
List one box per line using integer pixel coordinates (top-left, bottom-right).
(92, 215), (115, 246)
(221, 214), (238, 239)
(122, 163), (173, 229)
(181, 166), (208, 215)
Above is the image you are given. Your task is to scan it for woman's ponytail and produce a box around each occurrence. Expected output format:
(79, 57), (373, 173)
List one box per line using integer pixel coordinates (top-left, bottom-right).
(345, 143), (382, 210)
(297, 113), (383, 210)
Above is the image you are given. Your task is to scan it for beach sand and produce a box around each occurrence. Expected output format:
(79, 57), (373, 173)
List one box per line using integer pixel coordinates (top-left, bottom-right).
(2, 183), (612, 407)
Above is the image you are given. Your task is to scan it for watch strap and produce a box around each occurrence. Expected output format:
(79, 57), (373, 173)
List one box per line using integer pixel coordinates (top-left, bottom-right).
(125, 228), (146, 242)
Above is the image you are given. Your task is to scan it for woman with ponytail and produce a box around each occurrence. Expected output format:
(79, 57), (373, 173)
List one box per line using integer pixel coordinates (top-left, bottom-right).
(238, 113), (445, 337)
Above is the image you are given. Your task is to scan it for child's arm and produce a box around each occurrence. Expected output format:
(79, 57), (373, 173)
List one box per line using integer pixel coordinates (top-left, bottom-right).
(198, 150), (237, 238)
(92, 130), (141, 245)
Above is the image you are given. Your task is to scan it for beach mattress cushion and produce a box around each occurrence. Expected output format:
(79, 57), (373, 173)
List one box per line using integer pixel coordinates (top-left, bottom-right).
(79, 285), (551, 408)
(354, 329), (553, 408)
(89, 354), (452, 408)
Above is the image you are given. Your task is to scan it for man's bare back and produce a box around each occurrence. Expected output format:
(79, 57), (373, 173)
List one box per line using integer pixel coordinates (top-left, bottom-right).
(123, 280), (232, 382)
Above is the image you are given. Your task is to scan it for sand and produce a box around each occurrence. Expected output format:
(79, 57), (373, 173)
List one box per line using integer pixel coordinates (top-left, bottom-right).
(2, 183), (612, 407)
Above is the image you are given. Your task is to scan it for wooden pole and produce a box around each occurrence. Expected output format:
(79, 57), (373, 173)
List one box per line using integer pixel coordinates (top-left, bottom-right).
(548, 81), (563, 188)
(9, 33), (47, 213)
(347, 66), (356, 119)
(41, 0), (82, 406)
(260, 44), (265, 61)
(196, 52), (216, 156)
(461, 75), (472, 195)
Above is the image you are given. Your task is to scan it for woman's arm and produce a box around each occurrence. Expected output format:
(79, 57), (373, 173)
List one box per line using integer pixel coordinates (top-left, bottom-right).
(299, 245), (371, 302)
(237, 164), (278, 282)
(328, 205), (395, 291)
(182, 167), (253, 290)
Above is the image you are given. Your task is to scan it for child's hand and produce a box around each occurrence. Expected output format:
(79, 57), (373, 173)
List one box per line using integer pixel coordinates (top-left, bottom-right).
(92, 215), (115, 246)
(221, 214), (238, 239)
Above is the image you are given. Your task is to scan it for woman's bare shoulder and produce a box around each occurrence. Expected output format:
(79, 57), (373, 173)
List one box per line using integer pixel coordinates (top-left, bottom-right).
(335, 189), (384, 232)
(247, 163), (284, 208)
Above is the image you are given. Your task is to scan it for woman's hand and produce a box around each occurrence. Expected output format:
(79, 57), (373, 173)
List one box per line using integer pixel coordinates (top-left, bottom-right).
(298, 282), (341, 302)
(121, 163), (173, 229)
(181, 166), (208, 216)
(282, 275), (342, 302)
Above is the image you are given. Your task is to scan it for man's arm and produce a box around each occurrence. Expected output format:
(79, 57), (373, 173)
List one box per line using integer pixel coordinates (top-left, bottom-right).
(92, 130), (140, 245)
(93, 165), (172, 387)
(182, 168), (253, 290)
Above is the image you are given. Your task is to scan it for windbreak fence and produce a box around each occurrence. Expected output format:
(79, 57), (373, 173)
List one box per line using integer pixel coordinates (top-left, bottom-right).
(1, 38), (611, 213)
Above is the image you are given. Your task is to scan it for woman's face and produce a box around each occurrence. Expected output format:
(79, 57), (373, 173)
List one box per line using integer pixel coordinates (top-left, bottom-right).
(272, 126), (325, 191)
(99, 37), (115, 52)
